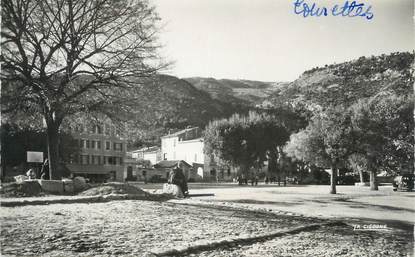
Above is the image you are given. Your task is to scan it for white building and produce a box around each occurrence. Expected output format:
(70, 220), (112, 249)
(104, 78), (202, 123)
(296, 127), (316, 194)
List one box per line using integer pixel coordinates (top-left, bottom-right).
(129, 146), (161, 166)
(161, 127), (205, 178)
(160, 127), (240, 181)
(161, 127), (203, 163)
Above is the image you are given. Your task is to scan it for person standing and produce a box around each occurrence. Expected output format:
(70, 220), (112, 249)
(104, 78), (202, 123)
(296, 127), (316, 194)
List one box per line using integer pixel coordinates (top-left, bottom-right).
(40, 158), (50, 180)
(26, 168), (36, 180)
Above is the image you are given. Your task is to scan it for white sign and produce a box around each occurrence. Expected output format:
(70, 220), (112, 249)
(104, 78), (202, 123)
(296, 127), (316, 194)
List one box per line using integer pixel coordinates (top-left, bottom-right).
(27, 151), (44, 163)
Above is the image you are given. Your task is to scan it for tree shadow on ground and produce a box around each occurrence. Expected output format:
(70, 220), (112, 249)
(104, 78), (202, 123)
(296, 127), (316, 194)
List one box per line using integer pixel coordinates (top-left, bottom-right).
(169, 201), (323, 223)
(309, 198), (415, 213)
(226, 199), (302, 207)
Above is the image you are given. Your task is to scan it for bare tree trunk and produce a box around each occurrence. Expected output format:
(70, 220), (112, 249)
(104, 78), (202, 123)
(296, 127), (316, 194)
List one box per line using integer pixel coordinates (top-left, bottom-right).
(369, 170), (378, 190)
(46, 118), (62, 180)
(330, 164), (337, 194)
(359, 169), (364, 183)
(0, 142), (5, 180)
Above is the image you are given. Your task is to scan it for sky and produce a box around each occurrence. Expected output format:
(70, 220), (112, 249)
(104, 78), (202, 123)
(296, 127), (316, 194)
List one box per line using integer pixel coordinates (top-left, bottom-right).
(151, 0), (414, 82)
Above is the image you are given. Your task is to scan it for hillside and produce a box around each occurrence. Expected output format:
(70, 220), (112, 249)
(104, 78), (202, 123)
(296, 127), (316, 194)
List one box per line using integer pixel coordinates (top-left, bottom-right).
(124, 75), (250, 146)
(265, 52), (414, 110)
(184, 77), (288, 106)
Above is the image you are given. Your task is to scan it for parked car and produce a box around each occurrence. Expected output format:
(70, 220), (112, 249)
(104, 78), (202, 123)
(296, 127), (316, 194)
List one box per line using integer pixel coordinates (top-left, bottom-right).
(392, 174), (414, 192)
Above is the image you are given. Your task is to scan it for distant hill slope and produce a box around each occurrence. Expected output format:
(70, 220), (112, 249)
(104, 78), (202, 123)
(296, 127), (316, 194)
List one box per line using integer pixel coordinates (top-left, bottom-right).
(125, 75), (250, 146)
(184, 77), (289, 106)
(264, 52), (414, 110)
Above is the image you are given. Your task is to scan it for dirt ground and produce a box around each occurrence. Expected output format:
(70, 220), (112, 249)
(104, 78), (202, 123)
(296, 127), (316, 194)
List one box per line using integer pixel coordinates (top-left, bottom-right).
(1, 184), (413, 256)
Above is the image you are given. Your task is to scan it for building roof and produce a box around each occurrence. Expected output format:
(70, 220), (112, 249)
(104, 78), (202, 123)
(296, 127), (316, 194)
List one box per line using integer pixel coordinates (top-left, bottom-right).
(153, 160), (192, 169)
(129, 146), (160, 153)
(160, 127), (200, 139)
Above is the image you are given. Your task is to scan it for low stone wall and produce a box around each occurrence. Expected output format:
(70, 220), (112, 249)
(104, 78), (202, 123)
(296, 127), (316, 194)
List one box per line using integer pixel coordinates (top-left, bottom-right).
(37, 180), (74, 195)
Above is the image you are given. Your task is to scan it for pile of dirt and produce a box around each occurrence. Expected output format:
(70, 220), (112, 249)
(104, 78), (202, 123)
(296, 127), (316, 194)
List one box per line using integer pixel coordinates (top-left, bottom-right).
(79, 182), (148, 196)
(0, 181), (43, 197)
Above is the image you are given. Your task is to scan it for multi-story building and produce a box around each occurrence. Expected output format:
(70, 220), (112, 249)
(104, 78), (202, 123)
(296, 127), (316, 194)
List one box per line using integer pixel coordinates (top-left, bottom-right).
(161, 127), (204, 164)
(160, 127), (237, 181)
(64, 119), (127, 182)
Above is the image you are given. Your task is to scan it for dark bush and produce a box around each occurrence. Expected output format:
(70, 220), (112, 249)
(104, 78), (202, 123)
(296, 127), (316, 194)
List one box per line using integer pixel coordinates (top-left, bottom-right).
(301, 168), (330, 185)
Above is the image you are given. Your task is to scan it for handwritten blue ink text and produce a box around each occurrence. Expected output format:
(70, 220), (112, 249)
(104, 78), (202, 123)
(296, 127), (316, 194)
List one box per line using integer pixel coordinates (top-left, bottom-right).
(293, 0), (374, 20)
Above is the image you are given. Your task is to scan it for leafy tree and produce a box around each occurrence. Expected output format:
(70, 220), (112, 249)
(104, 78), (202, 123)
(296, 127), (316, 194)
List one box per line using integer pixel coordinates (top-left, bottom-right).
(1, 0), (165, 179)
(347, 153), (368, 183)
(204, 111), (292, 179)
(350, 94), (414, 190)
(285, 107), (353, 194)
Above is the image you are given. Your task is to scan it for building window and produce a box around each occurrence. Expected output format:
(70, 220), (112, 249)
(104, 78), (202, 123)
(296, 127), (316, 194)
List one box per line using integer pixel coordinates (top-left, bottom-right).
(113, 143), (123, 151)
(97, 141), (101, 149)
(91, 140), (96, 149)
(81, 155), (89, 165)
(107, 156), (115, 165)
(103, 156), (107, 165)
(93, 155), (100, 165)
(86, 140), (90, 149)
(106, 141), (110, 150)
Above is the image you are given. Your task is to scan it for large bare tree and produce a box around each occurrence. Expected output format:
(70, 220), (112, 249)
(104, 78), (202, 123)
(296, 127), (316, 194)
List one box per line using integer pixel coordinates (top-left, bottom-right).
(1, 0), (166, 179)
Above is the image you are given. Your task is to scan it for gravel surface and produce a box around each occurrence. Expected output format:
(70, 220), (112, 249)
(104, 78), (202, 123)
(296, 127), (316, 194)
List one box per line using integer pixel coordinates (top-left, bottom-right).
(0, 200), (321, 256)
(194, 224), (413, 257)
(1, 199), (412, 256)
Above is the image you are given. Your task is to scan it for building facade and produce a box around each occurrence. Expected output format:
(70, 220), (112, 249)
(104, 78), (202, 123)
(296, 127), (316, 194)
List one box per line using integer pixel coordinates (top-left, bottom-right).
(160, 127), (237, 181)
(64, 119), (127, 182)
(129, 146), (161, 166)
(161, 127), (203, 164)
